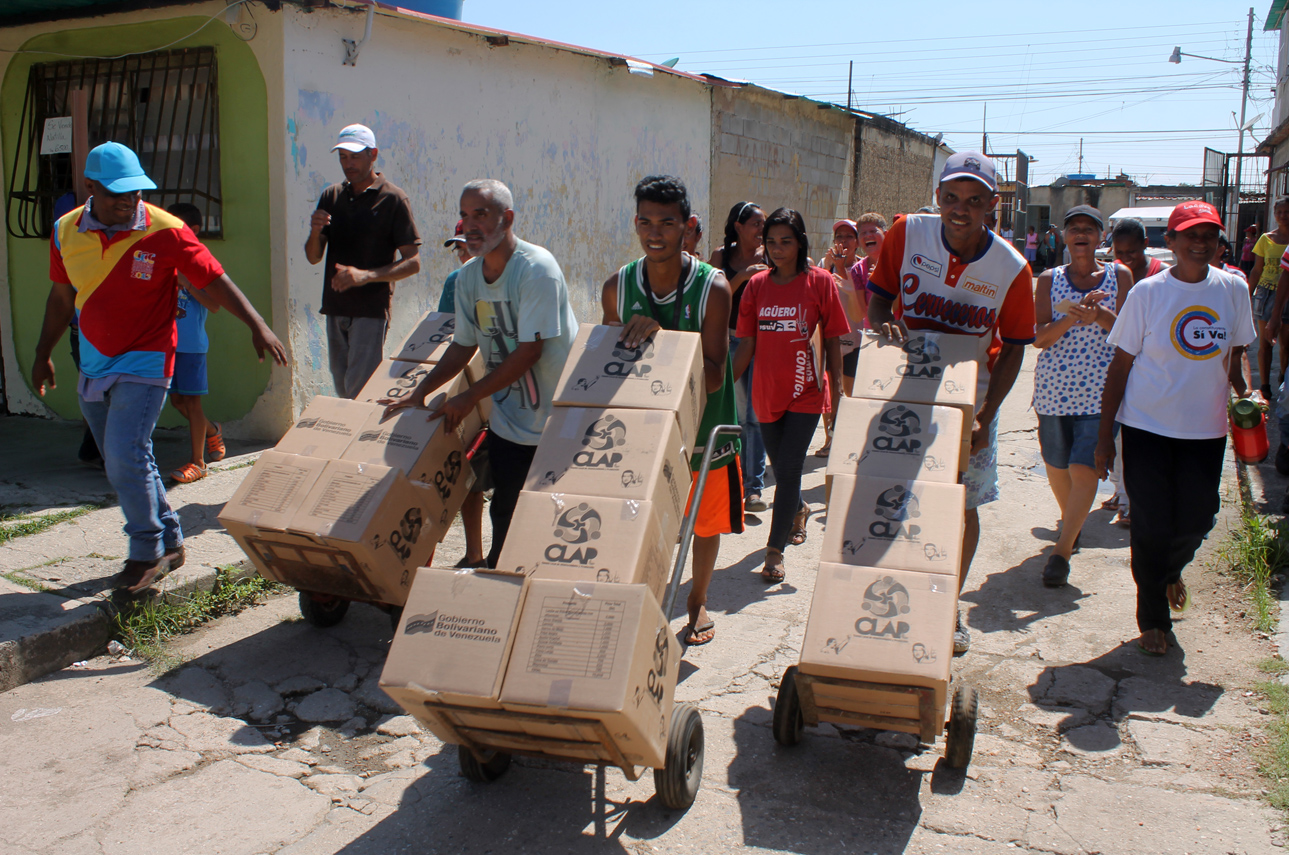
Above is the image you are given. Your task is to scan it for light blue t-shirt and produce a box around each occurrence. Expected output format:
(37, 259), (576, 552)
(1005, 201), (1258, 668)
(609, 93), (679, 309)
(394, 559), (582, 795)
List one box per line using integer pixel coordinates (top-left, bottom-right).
(175, 288), (209, 354)
(452, 239), (579, 445)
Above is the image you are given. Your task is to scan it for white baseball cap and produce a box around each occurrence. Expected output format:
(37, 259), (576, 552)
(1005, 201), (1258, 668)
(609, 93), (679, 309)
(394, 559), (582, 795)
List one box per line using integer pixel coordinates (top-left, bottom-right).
(332, 124), (376, 153)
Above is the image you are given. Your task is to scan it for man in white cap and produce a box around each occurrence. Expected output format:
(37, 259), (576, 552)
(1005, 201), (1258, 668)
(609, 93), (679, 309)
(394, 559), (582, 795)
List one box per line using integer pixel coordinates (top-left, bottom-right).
(305, 123), (422, 397)
(33, 142), (286, 594)
(866, 151), (1036, 655)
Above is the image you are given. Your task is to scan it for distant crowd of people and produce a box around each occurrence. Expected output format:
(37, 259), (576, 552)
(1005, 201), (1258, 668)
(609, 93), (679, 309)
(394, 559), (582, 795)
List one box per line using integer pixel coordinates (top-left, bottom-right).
(34, 130), (1259, 660)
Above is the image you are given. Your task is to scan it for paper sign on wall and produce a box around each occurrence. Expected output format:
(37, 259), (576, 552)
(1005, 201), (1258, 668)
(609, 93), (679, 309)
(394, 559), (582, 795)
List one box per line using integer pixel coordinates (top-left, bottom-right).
(40, 117), (73, 155)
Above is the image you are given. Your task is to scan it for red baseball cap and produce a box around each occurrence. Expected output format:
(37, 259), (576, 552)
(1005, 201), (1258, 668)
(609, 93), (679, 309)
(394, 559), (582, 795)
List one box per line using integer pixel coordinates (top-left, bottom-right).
(443, 219), (465, 247)
(1168, 200), (1223, 232)
(832, 218), (858, 236)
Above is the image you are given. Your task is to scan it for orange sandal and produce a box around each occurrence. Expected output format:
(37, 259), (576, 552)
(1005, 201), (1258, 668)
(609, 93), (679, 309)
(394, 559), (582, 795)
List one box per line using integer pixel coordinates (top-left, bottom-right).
(205, 424), (225, 462)
(171, 462), (208, 483)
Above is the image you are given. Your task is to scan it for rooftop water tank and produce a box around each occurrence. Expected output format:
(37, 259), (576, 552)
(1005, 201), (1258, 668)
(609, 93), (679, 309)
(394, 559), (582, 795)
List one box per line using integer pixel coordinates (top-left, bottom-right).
(396, 0), (463, 19)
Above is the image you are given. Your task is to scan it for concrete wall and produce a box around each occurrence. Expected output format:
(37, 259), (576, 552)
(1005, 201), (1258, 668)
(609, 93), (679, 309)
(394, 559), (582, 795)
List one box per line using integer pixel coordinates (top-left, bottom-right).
(852, 116), (938, 221)
(709, 86), (854, 257)
(282, 4), (712, 408)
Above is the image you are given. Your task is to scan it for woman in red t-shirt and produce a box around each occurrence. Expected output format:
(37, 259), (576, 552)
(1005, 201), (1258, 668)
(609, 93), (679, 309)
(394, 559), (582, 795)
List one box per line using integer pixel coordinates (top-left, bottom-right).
(734, 208), (850, 583)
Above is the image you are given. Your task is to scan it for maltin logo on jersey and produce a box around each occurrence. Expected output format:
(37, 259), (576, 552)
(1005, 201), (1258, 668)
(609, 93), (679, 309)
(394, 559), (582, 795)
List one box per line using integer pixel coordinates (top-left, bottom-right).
(1171, 305), (1227, 360)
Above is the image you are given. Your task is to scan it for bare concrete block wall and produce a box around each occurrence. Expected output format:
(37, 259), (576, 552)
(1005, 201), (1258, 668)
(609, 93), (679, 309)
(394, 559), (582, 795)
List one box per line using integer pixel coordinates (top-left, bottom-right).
(709, 86), (855, 259)
(852, 119), (937, 223)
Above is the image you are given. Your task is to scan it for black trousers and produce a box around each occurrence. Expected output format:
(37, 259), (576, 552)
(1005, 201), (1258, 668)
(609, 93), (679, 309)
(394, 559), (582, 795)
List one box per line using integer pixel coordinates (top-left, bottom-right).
(1121, 424), (1226, 634)
(759, 410), (821, 552)
(484, 430), (537, 569)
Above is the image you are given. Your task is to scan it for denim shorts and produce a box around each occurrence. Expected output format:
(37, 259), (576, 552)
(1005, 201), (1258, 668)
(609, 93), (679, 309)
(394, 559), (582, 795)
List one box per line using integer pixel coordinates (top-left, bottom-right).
(171, 352), (208, 396)
(1252, 286), (1289, 323)
(1036, 413), (1104, 469)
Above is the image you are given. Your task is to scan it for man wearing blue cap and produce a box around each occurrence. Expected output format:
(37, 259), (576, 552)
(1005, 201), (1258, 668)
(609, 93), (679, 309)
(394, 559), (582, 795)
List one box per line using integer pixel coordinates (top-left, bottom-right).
(305, 123), (422, 398)
(867, 151), (1036, 654)
(32, 142), (287, 594)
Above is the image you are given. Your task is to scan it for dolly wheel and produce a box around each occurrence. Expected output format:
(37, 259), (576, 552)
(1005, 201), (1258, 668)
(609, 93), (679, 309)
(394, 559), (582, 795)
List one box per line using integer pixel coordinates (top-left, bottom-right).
(772, 666), (805, 746)
(458, 746), (511, 782)
(944, 684), (979, 770)
(298, 592), (349, 628)
(655, 703), (704, 810)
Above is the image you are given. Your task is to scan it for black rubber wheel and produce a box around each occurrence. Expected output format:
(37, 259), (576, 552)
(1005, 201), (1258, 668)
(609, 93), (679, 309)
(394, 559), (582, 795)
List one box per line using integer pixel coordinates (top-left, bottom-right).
(772, 666), (804, 746)
(458, 746), (511, 782)
(944, 684), (979, 770)
(387, 606), (404, 631)
(298, 591), (349, 628)
(654, 703), (704, 810)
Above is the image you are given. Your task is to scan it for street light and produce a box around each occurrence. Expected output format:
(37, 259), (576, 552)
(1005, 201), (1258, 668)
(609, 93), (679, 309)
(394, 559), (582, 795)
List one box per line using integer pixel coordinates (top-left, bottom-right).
(1168, 9), (1254, 233)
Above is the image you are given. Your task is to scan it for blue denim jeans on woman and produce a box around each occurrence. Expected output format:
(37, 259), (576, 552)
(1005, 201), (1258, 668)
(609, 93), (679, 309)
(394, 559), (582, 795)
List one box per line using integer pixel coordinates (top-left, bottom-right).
(731, 334), (766, 495)
(80, 381), (182, 562)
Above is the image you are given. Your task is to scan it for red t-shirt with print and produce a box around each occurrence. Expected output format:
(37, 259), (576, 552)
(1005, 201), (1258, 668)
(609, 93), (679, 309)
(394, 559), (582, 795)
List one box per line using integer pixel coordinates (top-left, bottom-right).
(736, 266), (851, 422)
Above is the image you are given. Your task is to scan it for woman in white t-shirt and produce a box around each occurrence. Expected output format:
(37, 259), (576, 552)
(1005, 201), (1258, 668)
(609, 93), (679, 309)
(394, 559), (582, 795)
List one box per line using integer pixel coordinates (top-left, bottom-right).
(1095, 201), (1256, 657)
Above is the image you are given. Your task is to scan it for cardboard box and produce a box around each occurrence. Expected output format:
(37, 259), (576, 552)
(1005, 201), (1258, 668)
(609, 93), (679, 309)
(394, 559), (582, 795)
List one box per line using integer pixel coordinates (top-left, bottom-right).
(826, 397), (964, 483)
(820, 475), (965, 574)
(217, 451), (331, 578)
(798, 563), (957, 731)
(525, 407), (691, 535)
(552, 325), (705, 451)
(495, 491), (673, 603)
(392, 311), (457, 364)
(274, 397), (382, 459)
(500, 580), (679, 769)
(269, 461), (459, 605)
(380, 567), (528, 742)
(851, 331), (980, 468)
(355, 358), (492, 426)
(341, 396), (481, 488)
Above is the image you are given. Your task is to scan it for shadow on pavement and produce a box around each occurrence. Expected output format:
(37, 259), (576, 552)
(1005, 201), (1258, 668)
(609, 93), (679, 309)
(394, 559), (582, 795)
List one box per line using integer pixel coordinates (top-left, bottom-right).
(961, 554), (1090, 635)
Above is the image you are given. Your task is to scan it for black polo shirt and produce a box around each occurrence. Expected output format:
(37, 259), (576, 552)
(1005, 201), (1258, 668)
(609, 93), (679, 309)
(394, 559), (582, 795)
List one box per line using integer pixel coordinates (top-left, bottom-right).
(316, 173), (422, 319)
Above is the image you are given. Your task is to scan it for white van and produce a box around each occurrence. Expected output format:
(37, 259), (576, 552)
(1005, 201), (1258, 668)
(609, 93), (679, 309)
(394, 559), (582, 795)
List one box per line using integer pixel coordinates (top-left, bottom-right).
(1095, 205), (1176, 265)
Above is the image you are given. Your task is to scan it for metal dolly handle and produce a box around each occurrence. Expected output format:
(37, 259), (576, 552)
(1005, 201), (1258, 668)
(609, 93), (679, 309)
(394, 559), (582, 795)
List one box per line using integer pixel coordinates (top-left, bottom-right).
(662, 424), (742, 621)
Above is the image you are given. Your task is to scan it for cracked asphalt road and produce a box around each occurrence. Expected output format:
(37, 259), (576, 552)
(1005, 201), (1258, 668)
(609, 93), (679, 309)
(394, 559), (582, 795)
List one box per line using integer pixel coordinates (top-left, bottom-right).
(0, 351), (1281, 854)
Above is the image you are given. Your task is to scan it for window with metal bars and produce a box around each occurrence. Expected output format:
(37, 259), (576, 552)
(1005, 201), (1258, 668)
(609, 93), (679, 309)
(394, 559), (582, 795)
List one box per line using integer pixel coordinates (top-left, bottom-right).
(5, 46), (222, 240)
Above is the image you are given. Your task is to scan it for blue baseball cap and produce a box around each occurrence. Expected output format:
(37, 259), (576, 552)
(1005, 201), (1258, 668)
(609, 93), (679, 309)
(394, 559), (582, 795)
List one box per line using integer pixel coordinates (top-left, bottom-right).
(84, 142), (156, 193)
(940, 151), (998, 193)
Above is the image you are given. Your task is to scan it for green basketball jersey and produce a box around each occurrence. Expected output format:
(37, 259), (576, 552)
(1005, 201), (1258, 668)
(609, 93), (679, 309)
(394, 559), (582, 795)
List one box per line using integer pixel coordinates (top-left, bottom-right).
(617, 257), (740, 471)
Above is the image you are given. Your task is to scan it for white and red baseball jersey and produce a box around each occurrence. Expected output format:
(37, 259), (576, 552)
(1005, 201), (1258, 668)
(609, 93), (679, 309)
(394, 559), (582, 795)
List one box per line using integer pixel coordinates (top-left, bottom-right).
(867, 214), (1036, 396)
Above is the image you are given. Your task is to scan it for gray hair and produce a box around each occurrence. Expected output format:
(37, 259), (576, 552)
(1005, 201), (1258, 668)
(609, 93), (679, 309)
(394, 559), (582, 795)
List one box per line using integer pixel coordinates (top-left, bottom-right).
(462, 179), (514, 213)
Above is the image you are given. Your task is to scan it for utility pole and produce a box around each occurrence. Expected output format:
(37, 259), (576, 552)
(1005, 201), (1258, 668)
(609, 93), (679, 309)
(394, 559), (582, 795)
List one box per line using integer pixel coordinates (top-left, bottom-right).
(1078, 138), (1084, 174)
(846, 60), (853, 112)
(1232, 6), (1254, 234)
(982, 104), (987, 153)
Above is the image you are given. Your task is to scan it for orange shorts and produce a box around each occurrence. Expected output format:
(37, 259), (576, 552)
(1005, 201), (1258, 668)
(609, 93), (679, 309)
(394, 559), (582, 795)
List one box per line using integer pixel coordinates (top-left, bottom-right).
(684, 458), (745, 538)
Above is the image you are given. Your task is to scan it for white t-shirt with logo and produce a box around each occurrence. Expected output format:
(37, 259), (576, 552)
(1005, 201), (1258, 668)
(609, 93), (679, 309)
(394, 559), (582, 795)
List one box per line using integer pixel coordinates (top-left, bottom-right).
(1106, 267), (1255, 440)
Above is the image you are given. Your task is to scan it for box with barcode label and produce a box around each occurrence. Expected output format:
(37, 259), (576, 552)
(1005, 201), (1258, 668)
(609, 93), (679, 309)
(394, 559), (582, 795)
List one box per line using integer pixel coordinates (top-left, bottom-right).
(499, 579), (678, 769)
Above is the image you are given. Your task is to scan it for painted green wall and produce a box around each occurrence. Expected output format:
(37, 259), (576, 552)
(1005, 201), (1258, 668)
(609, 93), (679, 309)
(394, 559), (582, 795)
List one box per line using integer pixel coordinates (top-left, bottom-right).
(3, 16), (272, 424)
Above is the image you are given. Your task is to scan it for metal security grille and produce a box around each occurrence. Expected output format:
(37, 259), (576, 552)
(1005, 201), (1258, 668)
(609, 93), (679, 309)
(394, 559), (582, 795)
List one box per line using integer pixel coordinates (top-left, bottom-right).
(5, 47), (221, 239)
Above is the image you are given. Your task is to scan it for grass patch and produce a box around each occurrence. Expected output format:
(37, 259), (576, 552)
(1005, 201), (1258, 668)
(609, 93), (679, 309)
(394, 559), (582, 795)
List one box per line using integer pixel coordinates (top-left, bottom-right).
(0, 506), (93, 544)
(1, 571), (49, 592)
(1217, 509), (1289, 632)
(111, 569), (287, 663)
(1261, 657), (1289, 676)
(1256, 680), (1289, 811)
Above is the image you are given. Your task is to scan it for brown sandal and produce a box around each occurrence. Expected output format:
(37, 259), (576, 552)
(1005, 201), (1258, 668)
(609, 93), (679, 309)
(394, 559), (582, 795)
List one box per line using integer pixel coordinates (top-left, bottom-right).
(761, 549), (785, 583)
(790, 503), (811, 546)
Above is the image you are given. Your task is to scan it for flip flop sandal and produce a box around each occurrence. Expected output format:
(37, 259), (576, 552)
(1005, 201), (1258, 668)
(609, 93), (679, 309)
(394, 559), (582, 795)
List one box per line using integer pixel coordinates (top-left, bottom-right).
(1100, 496), (1120, 511)
(761, 551), (786, 583)
(1169, 581), (1192, 614)
(170, 462), (208, 483)
(205, 423), (225, 462)
(1135, 632), (1170, 657)
(684, 620), (716, 646)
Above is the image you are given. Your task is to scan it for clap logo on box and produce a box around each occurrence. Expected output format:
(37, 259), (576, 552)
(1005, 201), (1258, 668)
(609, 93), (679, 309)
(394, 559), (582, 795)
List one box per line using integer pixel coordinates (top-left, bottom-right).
(856, 405), (925, 464)
(574, 416), (628, 469)
(823, 575), (914, 653)
(605, 339), (655, 378)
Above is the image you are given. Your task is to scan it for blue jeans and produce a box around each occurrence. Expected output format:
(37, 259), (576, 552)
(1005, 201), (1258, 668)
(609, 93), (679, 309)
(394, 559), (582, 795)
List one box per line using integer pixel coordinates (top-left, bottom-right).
(80, 382), (182, 562)
(732, 335), (766, 494)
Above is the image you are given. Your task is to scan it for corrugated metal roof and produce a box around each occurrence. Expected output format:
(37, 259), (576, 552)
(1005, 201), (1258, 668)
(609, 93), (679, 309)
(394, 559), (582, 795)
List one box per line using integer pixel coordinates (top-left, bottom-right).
(1267, 0), (1287, 31)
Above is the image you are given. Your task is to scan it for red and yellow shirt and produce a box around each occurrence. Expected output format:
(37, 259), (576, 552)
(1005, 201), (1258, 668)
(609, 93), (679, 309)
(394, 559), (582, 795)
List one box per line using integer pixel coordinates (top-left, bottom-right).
(50, 202), (223, 380)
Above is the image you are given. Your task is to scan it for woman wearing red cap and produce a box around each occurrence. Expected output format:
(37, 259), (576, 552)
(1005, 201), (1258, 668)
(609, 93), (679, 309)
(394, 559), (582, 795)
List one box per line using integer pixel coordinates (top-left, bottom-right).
(1095, 201), (1256, 656)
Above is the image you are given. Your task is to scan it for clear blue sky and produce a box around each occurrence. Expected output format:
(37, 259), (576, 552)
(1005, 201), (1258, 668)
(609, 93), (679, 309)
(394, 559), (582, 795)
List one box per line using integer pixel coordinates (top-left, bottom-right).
(462, 1), (1278, 187)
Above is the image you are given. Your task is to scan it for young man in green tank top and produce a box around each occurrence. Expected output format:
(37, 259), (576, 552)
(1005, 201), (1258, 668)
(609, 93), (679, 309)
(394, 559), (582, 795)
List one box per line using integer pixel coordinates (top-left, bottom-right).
(601, 175), (741, 646)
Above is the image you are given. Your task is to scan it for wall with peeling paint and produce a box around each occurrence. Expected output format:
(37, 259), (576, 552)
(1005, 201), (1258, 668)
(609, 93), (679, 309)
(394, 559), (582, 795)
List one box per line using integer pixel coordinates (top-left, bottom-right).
(280, 4), (712, 409)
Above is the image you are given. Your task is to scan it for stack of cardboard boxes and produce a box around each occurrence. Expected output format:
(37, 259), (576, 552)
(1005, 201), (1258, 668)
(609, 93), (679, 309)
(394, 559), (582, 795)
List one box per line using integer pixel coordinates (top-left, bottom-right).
(797, 331), (979, 735)
(217, 312), (485, 606)
(381, 326), (709, 769)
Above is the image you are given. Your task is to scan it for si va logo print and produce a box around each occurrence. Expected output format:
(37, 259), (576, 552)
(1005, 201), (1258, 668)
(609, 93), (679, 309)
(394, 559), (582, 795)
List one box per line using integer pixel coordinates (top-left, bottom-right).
(1171, 305), (1226, 361)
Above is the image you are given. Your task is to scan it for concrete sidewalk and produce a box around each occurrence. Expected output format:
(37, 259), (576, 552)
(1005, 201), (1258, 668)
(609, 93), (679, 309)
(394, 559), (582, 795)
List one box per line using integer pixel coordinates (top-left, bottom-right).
(0, 349), (1282, 854)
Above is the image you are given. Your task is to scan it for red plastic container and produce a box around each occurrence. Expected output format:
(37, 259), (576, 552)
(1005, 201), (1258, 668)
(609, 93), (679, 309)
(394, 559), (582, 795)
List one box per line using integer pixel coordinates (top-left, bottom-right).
(1230, 398), (1269, 464)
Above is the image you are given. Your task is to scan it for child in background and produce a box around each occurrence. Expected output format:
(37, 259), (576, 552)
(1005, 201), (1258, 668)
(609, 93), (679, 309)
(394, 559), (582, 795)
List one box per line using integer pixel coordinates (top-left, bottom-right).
(167, 203), (225, 483)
